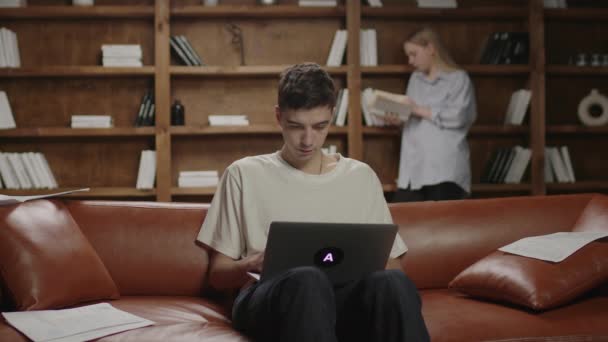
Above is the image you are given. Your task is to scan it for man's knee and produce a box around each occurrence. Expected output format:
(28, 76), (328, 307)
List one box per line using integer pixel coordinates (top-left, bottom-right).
(281, 266), (333, 294)
(364, 269), (420, 301)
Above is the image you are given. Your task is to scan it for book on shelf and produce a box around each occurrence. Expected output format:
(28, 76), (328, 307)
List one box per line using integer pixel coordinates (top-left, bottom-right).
(135, 91), (155, 127)
(0, 27), (21, 68)
(326, 29), (347, 67)
(480, 32), (529, 65)
(0, 152), (58, 190)
(101, 44), (142, 67)
(365, 0), (383, 7)
(481, 146), (531, 184)
(177, 170), (219, 188)
(416, 0), (457, 8)
(0, 0), (26, 7)
(365, 89), (411, 122)
(170, 35), (204, 66)
(71, 115), (113, 128)
(298, 0), (337, 7)
(545, 146), (575, 183)
(504, 89), (531, 125)
(136, 150), (156, 190)
(544, 0), (567, 8)
(208, 115), (249, 126)
(0, 91), (16, 129)
(360, 29), (377, 67)
(332, 88), (349, 127)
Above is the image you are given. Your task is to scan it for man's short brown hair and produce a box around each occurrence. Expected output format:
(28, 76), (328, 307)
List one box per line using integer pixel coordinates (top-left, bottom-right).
(278, 63), (336, 112)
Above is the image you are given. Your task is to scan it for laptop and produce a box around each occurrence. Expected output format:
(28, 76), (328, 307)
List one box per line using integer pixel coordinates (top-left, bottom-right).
(259, 221), (398, 286)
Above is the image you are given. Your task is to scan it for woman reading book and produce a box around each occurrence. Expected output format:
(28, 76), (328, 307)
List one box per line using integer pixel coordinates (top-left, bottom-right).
(379, 27), (477, 202)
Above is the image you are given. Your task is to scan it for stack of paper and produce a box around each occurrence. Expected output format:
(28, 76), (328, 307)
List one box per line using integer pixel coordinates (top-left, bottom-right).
(208, 115), (249, 126)
(71, 115), (113, 128)
(178, 170), (219, 188)
(0, 0), (27, 7)
(299, 0), (337, 7)
(2, 303), (154, 342)
(417, 0), (457, 8)
(102, 44), (143, 67)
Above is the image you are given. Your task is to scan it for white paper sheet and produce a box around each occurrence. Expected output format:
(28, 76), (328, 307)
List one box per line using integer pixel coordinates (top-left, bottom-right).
(0, 188), (90, 206)
(498, 231), (608, 263)
(2, 303), (154, 342)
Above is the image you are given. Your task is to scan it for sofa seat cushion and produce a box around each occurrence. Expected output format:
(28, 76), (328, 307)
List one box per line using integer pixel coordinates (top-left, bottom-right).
(422, 289), (608, 342)
(1, 296), (248, 342)
(97, 296), (248, 342)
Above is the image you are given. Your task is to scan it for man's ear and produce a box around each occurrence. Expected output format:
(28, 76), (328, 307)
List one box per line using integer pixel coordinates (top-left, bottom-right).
(275, 105), (282, 126)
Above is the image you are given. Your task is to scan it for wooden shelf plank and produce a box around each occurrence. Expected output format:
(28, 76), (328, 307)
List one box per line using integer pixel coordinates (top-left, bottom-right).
(547, 181), (608, 192)
(0, 6), (154, 19)
(382, 183), (532, 193)
(545, 8), (608, 21)
(364, 125), (528, 136)
(362, 7), (527, 19)
(362, 64), (530, 76)
(0, 127), (155, 138)
(0, 66), (155, 78)
(546, 125), (608, 135)
(546, 65), (608, 76)
(171, 5), (345, 18)
(170, 65), (347, 77)
(172, 187), (216, 196)
(170, 125), (348, 136)
(469, 125), (529, 136)
(0, 187), (156, 198)
(472, 184), (532, 193)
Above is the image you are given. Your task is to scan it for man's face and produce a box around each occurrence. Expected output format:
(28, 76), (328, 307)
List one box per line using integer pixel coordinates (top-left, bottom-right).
(276, 105), (333, 163)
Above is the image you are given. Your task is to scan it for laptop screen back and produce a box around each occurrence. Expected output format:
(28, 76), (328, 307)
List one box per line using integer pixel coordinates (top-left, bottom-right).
(261, 221), (398, 286)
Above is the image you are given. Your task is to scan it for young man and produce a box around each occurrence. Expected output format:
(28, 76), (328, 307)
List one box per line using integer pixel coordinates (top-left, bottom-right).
(197, 63), (429, 342)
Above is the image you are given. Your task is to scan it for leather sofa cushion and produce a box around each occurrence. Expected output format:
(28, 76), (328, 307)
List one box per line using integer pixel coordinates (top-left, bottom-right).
(0, 200), (119, 310)
(422, 289), (608, 342)
(448, 239), (608, 310)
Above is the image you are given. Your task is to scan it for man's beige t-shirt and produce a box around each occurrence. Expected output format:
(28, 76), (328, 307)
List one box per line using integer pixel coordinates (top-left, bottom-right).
(197, 151), (407, 260)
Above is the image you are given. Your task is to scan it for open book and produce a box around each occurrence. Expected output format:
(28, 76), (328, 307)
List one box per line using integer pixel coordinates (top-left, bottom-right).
(366, 89), (412, 121)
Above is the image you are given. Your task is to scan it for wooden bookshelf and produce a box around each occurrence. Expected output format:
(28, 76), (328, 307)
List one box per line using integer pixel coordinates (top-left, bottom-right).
(2, 0), (607, 202)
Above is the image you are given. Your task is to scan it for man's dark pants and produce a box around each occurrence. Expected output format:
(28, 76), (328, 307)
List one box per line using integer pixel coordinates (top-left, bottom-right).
(232, 266), (430, 342)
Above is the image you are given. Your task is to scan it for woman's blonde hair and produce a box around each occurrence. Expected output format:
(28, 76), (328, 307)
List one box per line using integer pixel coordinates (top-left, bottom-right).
(405, 27), (460, 71)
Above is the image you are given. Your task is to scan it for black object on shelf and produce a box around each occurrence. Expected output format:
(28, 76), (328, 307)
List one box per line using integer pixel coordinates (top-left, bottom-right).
(171, 100), (185, 126)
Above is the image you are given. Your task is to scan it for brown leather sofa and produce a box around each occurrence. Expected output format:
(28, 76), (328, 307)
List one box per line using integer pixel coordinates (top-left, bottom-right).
(1, 193), (607, 341)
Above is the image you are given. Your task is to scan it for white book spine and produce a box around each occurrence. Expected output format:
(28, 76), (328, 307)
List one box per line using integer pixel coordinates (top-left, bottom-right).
(0, 153), (18, 189)
(33, 153), (52, 188)
(0, 90), (17, 129)
(335, 89), (349, 126)
(39, 153), (58, 188)
(560, 146), (575, 183)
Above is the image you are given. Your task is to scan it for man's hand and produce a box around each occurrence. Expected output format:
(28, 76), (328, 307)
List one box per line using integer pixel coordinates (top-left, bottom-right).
(242, 252), (264, 273)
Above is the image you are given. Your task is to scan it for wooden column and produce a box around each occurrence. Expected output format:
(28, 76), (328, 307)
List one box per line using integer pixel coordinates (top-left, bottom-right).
(529, 0), (546, 196)
(155, 0), (171, 202)
(346, 0), (362, 160)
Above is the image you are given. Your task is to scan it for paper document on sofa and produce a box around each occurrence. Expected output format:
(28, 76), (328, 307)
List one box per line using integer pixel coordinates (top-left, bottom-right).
(499, 231), (608, 263)
(0, 188), (90, 206)
(2, 303), (154, 342)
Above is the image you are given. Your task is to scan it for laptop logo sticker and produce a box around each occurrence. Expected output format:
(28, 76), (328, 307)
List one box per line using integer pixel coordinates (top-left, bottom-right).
(314, 247), (344, 268)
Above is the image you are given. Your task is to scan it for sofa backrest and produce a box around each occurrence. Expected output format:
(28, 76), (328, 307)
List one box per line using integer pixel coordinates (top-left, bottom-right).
(392, 193), (597, 289)
(66, 200), (210, 297)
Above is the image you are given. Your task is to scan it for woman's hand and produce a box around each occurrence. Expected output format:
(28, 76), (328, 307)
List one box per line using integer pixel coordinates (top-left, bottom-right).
(374, 112), (404, 127)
